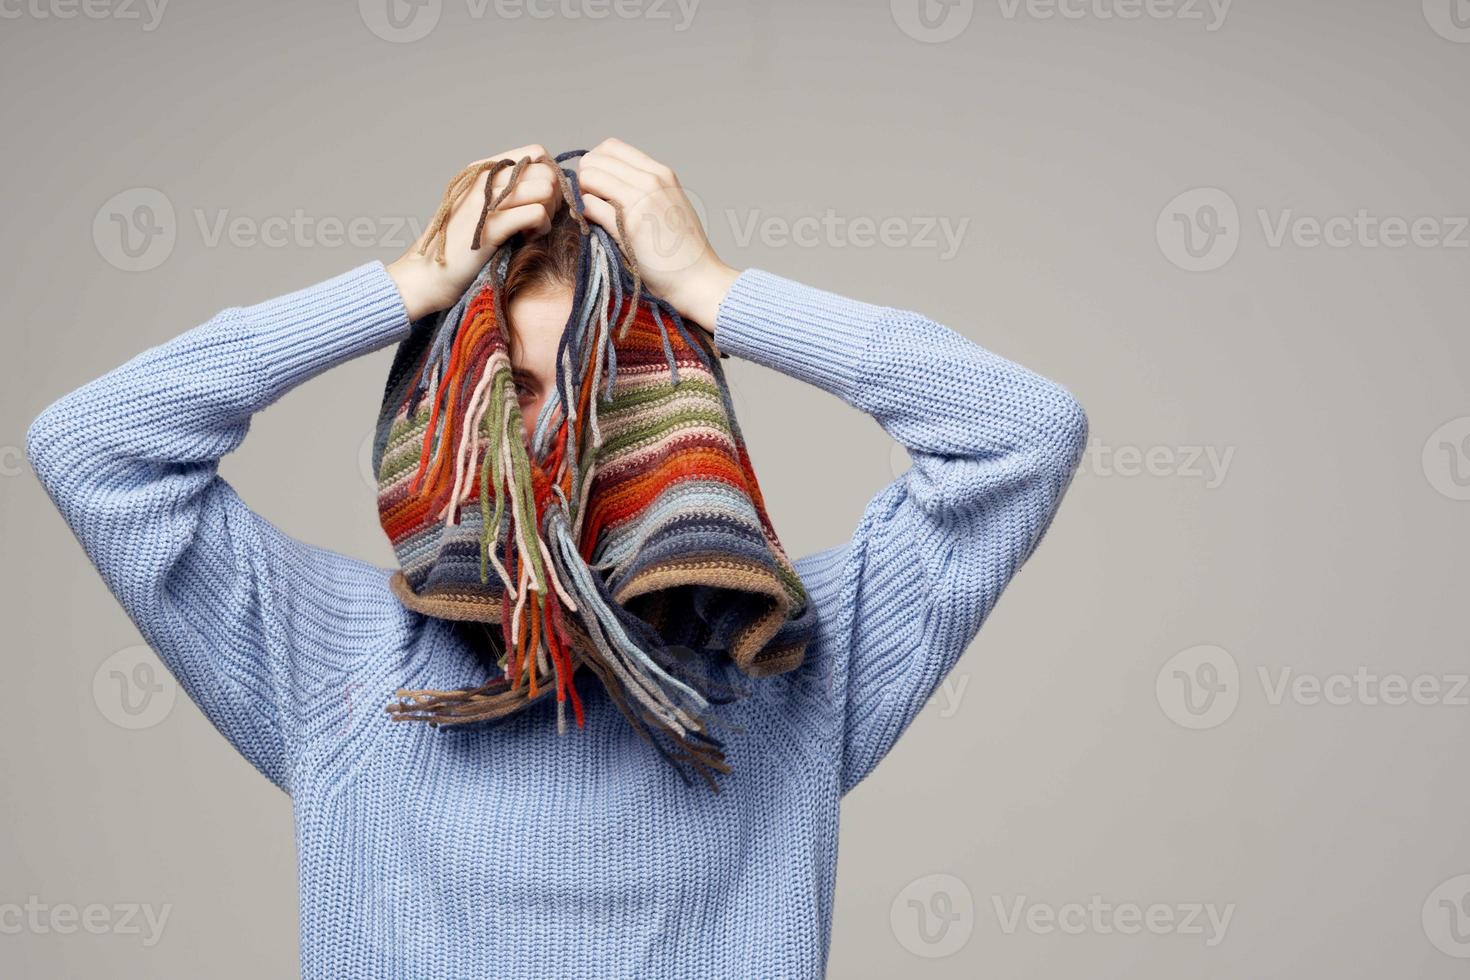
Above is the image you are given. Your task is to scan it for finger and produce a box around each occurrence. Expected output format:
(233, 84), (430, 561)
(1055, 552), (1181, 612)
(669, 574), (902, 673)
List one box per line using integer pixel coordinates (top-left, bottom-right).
(492, 166), (559, 209)
(489, 159), (557, 190)
(591, 138), (673, 181)
(582, 152), (662, 193)
(481, 202), (553, 250)
(577, 165), (643, 210)
(472, 144), (549, 168)
(580, 192), (617, 236)
(487, 160), (557, 203)
(580, 192), (647, 274)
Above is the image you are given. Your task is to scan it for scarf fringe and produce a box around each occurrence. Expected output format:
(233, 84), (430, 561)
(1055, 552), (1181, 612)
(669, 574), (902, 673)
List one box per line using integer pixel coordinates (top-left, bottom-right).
(385, 151), (738, 788)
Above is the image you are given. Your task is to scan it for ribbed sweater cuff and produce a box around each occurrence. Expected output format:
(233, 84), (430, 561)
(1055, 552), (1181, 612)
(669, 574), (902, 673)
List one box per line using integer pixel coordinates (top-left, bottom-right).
(241, 260), (413, 407)
(712, 268), (882, 408)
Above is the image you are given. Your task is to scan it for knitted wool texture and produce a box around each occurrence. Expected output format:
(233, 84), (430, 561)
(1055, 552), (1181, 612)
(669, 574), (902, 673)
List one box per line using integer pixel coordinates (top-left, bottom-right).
(371, 151), (815, 785)
(27, 258), (1091, 978)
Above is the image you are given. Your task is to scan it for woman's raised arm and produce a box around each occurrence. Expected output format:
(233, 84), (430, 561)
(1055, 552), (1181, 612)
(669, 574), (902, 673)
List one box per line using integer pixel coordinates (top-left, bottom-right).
(712, 269), (1088, 794)
(26, 262), (416, 790)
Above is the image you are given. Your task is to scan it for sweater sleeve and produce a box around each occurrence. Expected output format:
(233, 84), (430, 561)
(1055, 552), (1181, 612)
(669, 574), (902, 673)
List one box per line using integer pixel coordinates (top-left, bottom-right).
(712, 268), (1088, 795)
(25, 261), (413, 792)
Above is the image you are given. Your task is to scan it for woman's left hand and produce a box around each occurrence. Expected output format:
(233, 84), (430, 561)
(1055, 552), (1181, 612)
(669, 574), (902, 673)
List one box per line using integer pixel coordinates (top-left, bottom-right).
(577, 138), (739, 337)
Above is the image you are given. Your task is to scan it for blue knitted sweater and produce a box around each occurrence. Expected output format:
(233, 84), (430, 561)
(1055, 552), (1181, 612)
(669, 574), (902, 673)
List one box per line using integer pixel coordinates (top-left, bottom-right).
(27, 261), (1087, 979)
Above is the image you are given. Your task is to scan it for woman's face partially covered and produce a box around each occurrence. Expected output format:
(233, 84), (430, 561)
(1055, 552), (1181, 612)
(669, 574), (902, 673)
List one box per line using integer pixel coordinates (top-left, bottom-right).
(506, 285), (574, 446)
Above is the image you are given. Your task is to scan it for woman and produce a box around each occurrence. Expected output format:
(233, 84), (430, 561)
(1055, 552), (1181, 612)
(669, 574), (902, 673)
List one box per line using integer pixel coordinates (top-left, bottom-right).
(28, 138), (1088, 978)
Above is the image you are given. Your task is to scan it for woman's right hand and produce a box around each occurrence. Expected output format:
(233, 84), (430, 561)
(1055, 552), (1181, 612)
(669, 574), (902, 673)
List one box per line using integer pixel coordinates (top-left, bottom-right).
(576, 138), (739, 336)
(389, 145), (561, 321)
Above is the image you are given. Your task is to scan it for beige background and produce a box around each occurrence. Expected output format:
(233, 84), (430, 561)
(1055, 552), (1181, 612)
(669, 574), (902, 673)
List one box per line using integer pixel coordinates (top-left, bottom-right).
(3, 0), (1469, 976)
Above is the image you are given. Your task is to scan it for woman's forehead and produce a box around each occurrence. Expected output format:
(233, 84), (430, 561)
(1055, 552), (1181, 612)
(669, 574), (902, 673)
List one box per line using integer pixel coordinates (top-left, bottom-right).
(506, 288), (573, 373)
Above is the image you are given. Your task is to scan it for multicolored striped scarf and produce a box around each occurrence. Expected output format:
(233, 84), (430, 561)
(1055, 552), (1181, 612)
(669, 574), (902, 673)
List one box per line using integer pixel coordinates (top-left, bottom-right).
(372, 150), (816, 787)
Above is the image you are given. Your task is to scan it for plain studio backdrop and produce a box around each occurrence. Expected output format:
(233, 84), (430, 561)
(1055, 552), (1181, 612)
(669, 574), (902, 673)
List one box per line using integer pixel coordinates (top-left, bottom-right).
(2, 0), (1467, 976)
